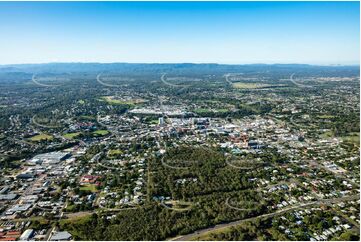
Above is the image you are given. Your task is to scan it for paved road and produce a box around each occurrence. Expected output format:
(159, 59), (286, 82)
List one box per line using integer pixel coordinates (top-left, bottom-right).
(289, 73), (312, 88)
(161, 74), (184, 88)
(224, 74), (233, 85)
(32, 74), (60, 87)
(31, 115), (61, 129)
(170, 195), (359, 241)
(96, 73), (121, 87)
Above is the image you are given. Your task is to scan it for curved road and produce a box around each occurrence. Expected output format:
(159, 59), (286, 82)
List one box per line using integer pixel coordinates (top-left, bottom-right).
(32, 74), (61, 87)
(96, 73), (122, 87)
(31, 115), (61, 129)
(161, 73), (188, 88)
(290, 73), (313, 88)
(224, 73), (233, 85)
(170, 195), (359, 241)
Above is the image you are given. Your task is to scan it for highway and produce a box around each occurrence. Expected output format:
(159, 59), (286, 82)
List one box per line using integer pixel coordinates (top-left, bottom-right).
(289, 73), (313, 88)
(170, 194), (359, 241)
(96, 73), (121, 87)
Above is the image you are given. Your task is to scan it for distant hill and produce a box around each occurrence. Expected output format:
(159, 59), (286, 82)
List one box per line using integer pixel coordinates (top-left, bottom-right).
(0, 63), (359, 76)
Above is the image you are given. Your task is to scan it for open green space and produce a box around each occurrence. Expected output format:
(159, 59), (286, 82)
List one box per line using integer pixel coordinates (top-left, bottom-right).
(29, 133), (53, 142)
(79, 184), (99, 192)
(342, 132), (360, 145)
(100, 96), (146, 105)
(59, 214), (95, 239)
(317, 114), (335, 119)
(78, 115), (96, 121)
(93, 130), (110, 136)
(108, 149), (123, 157)
(321, 131), (359, 145)
(63, 132), (81, 139)
(232, 82), (272, 89)
(320, 130), (334, 139)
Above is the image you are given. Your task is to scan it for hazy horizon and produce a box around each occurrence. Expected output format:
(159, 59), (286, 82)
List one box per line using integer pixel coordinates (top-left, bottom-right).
(0, 61), (359, 67)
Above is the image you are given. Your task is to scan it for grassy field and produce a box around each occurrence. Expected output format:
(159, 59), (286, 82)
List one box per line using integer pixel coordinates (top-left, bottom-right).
(108, 149), (123, 157)
(63, 132), (81, 139)
(320, 131), (359, 145)
(79, 115), (96, 121)
(144, 117), (159, 125)
(93, 130), (109, 136)
(215, 108), (229, 113)
(232, 82), (272, 89)
(29, 133), (53, 141)
(317, 114), (335, 119)
(342, 132), (360, 145)
(59, 214), (93, 239)
(149, 119), (159, 124)
(79, 184), (98, 192)
(321, 130), (334, 138)
(100, 96), (146, 105)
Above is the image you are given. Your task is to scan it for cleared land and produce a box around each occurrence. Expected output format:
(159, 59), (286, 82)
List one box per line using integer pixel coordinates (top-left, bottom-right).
(29, 133), (53, 141)
(79, 184), (98, 192)
(232, 82), (272, 89)
(93, 130), (109, 136)
(108, 149), (123, 157)
(100, 96), (146, 105)
(342, 132), (360, 145)
(63, 132), (81, 139)
(232, 82), (286, 89)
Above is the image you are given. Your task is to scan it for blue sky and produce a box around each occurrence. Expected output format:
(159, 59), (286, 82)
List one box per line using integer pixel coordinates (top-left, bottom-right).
(0, 1), (359, 65)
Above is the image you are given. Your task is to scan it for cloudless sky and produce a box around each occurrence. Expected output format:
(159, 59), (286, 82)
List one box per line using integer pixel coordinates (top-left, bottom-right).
(0, 1), (359, 65)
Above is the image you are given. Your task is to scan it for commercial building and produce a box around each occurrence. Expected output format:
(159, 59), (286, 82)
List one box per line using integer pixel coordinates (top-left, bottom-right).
(50, 231), (72, 241)
(19, 229), (34, 241)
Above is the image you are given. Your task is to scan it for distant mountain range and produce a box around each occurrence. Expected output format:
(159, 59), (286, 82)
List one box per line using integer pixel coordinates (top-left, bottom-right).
(0, 63), (359, 75)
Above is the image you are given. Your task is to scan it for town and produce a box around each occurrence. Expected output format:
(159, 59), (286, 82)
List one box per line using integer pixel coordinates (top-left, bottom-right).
(0, 63), (359, 241)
